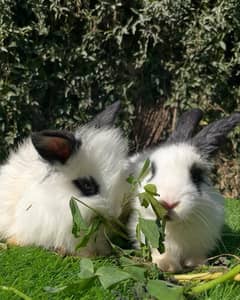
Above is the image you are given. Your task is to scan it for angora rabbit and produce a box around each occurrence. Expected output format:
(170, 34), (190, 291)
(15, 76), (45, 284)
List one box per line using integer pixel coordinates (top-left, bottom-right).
(0, 101), (130, 256)
(128, 110), (240, 272)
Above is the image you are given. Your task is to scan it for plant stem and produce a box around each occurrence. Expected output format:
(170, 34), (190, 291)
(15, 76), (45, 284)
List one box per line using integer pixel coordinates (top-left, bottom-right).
(72, 197), (128, 238)
(0, 286), (32, 300)
(190, 264), (240, 295)
(105, 220), (129, 240)
(72, 197), (101, 216)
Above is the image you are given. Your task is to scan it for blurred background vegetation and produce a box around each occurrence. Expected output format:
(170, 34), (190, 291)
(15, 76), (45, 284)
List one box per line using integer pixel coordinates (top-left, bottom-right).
(0, 0), (239, 197)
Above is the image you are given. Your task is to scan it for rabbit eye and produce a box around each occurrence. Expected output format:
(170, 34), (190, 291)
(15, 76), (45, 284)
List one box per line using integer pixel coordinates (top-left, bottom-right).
(190, 164), (204, 189)
(73, 176), (99, 196)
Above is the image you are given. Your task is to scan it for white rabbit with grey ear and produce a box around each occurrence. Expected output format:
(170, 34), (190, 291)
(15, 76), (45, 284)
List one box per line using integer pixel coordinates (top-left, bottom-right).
(0, 101), (131, 256)
(128, 110), (240, 272)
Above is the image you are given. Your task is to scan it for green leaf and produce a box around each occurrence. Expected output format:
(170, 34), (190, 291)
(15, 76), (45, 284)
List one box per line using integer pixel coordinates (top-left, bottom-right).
(144, 184), (159, 195)
(96, 266), (131, 289)
(138, 218), (160, 248)
(69, 197), (88, 237)
(137, 158), (151, 181)
(147, 280), (185, 300)
(148, 195), (167, 219)
(138, 192), (150, 208)
(78, 258), (95, 279)
(219, 41), (226, 51)
(123, 266), (146, 282)
(119, 256), (137, 266)
(76, 217), (102, 249)
(64, 278), (96, 293)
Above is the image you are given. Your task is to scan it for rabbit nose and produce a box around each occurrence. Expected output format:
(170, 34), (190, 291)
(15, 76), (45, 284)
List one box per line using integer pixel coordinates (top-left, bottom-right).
(160, 200), (179, 210)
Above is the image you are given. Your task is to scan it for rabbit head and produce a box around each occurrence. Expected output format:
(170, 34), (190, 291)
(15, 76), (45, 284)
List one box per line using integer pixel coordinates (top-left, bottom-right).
(143, 112), (240, 222)
(31, 115), (129, 219)
(0, 101), (130, 255)
(129, 110), (240, 271)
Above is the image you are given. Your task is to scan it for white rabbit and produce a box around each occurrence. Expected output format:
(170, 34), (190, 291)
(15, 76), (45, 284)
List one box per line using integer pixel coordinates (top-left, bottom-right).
(128, 110), (240, 272)
(0, 101), (131, 256)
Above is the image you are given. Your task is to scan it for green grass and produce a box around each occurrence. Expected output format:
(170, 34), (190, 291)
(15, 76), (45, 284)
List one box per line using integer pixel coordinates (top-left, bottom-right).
(0, 199), (240, 300)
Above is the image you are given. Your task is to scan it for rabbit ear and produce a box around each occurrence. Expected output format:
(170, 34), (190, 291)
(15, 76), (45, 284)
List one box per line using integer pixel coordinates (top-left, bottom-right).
(31, 130), (80, 164)
(167, 108), (203, 143)
(88, 101), (121, 128)
(192, 112), (240, 156)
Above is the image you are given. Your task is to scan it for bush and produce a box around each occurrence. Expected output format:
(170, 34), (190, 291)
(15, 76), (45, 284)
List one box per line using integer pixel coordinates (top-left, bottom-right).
(0, 0), (239, 195)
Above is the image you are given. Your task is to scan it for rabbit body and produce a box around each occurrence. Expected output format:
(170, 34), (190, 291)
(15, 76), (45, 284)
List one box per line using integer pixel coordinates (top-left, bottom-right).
(0, 103), (130, 256)
(129, 143), (224, 271)
(128, 111), (240, 272)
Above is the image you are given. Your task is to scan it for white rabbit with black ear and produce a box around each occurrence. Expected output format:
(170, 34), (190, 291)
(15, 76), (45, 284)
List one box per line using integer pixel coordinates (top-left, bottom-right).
(128, 110), (240, 272)
(0, 101), (131, 256)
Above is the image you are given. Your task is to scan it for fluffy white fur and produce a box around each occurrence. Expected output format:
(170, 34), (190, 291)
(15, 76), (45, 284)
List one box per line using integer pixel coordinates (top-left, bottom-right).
(128, 143), (224, 272)
(0, 126), (130, 256)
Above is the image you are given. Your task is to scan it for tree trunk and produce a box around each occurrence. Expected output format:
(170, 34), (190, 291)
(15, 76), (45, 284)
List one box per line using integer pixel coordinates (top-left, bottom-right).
(132, 99), (175, 151)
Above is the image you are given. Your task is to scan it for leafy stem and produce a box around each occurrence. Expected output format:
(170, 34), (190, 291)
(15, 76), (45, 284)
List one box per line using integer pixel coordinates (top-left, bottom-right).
(190, 264), (240, 295)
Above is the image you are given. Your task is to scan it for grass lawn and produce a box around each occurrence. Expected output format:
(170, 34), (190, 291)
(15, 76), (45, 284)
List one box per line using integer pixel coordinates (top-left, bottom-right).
(0, 199), (240, 300)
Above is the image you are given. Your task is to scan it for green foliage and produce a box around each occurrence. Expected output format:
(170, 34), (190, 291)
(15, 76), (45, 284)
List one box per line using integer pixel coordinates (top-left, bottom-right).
(69, 196), (129, 253)
(0, 0), (239, 161)
(138, 217), (160, 248)
(1, 196), (240, 300)
(0, 286), (32, 300)
(70, 197), (88, 237)
(147, 280), (185, 300)
(70, 197), (103, 249)
(66, 162), (240, 299)
(127, 159), (166, 253)
(43, 252), (240, 300)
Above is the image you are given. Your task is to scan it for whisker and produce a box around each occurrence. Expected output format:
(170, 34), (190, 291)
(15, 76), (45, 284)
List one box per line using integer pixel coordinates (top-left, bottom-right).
(178, 186), (223, 201)
(191, 210), (210, 229)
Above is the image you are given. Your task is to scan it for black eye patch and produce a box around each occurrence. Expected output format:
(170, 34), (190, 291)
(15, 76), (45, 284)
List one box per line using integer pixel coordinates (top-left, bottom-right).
(147, 161), (156, 182)
(190, 163), (205, 190)
(73, 176), (99, 196)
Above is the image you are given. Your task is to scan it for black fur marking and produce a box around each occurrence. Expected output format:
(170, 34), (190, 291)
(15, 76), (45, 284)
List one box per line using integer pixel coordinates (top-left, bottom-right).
(73, 176), (99, 196)
(147, 161), (156, 182)
(193, 112), (240, 156)
(88, 101), (121, 128)
(190, 163), (205, 192)
(168, 109), (203, 143)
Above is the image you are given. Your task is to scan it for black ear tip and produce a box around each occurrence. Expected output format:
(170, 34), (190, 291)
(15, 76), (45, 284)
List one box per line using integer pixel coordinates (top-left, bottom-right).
(108, 100), (121, 114)
(193, 108), (203, 118)
(183, 108), (203, 120)
(189, 108), (203, 114)
(223, 111), (240, 128)
(88, 100), (122, 128)
(231, 112), (240, 121)
(192, 111), (240, 157)
(167, 107), (204, 143)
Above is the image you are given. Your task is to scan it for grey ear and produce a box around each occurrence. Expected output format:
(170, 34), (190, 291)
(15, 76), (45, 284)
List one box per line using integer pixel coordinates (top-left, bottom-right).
(167, 108), (203, 143)
(32, 130), (80, 164)
(88, 101), (121, 128)
(192, 112), (240, 156)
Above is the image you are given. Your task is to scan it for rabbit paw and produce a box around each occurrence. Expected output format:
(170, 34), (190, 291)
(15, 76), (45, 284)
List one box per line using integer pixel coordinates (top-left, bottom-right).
(151, 248), (182, 272)
(184, 257), (206, 268)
